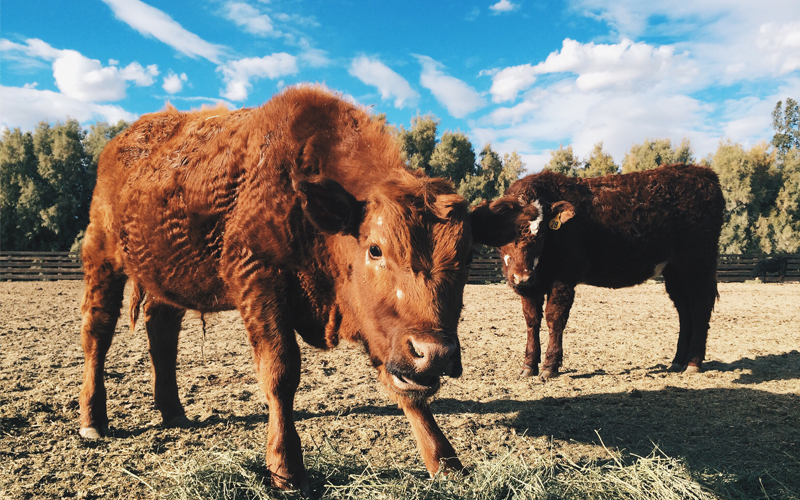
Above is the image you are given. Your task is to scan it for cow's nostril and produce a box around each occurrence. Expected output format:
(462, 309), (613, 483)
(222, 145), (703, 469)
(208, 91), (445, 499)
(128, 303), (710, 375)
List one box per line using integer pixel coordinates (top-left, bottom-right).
(408, 339), (425, 358)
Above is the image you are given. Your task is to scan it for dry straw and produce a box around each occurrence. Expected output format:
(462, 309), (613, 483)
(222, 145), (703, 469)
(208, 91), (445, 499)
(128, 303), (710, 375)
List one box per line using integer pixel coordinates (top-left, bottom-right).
(159, 437), (722, 500)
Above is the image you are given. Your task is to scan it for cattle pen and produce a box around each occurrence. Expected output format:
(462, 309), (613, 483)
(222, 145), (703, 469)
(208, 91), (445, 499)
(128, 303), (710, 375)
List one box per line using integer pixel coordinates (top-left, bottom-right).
(1, 278), (798, 499)
(3, 251), (799, 283)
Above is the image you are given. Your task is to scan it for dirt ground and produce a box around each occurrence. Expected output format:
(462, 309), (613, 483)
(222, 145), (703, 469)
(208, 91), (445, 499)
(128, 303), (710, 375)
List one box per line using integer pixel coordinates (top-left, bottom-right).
(1, 280), (799, 499)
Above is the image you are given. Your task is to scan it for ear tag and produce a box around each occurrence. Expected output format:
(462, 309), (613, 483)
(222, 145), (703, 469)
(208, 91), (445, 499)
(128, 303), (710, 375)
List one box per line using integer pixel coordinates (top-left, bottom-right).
(549, 216), (562, 230)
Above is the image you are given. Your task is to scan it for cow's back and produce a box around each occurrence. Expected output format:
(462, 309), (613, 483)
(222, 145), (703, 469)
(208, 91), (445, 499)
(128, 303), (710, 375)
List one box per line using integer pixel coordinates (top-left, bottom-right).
(87, 85), (406, 311)
(512, 164), (724, 287)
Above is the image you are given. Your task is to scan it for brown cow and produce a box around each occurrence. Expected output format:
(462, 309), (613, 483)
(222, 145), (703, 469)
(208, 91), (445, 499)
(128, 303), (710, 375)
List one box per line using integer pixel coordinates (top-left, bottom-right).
(78, 85), (526, 492)
(498, 164), (724, 380)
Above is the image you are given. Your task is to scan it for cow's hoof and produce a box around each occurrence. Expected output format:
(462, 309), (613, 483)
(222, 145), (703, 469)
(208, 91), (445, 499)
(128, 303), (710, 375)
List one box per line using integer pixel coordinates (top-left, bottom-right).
(520, 366), (537, 377)
(684, 365), (702, 374)
(539, 369), (557, 381)
(79, 426), (105, 439)
(270, 474), (310, 497)
(667, 363), (685, 372)
(164, 415), (192, 428)
(438, 456), (465, 474)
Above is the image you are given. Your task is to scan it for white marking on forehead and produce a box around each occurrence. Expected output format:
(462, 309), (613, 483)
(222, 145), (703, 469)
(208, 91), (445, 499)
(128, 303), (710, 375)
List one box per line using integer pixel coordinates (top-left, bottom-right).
(503, 254), (511, 266)
(529, 199), (544, 234)
(377, 216), (383, 226)
(396, 289), (405, 300)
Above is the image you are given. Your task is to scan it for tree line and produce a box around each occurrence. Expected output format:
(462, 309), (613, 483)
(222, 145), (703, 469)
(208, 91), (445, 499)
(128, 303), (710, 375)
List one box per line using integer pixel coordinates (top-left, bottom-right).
(1, 99), (798, 254)
(0, 120), (128, 252)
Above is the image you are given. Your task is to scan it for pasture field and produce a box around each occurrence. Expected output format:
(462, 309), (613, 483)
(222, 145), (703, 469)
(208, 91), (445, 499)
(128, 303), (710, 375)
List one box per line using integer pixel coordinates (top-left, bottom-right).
(1, 281), (798, 499)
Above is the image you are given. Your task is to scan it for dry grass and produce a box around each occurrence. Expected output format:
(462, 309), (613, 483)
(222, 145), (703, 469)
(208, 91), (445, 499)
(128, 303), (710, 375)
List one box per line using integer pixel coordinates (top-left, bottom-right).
(161, 437), (721, 500)
(3, 281), (798, 499)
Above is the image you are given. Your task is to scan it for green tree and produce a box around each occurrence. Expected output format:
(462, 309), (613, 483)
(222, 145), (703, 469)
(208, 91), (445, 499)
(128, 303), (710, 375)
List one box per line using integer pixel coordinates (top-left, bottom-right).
(429, 130), (475, 182)
(458, 144), (525, 204)
(397, 114), (439, 174)
(0, 119), (129, 252)
(0, 128), (38, 251)
(31, 120), (92, 251)
(622, 138), (694, 173)
(754, 147), (800, 253)
(771, 98), (800, 162)
(84, 120), (129, 167)
(544, 144), (580, 177)
(710, 141), (778, 253)
(580, 142), (619, 177)
(498, 151), (525, 192)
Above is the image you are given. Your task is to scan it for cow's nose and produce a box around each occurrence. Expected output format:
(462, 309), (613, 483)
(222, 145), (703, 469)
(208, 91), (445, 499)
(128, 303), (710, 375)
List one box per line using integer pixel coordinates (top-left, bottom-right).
(408, 336), (459, 377)
(512, 273), (530, 285)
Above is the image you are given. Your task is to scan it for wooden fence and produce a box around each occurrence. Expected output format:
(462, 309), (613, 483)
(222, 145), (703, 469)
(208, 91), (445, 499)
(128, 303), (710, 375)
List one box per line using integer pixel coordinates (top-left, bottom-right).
(0, 252), (83, 281)
(1, 251), (799, 283)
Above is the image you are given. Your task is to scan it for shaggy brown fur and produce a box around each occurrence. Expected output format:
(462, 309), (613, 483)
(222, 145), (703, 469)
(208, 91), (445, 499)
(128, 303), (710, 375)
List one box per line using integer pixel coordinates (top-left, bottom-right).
(498, 164), (725, 379)
(78, 85), (526, 492)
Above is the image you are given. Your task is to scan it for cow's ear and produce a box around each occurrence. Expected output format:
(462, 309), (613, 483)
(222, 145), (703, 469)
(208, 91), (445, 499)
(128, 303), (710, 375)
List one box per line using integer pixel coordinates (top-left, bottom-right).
(294, 176), (364, 237)
(470, 196), (526, 247)
(550, 201), (575, 224)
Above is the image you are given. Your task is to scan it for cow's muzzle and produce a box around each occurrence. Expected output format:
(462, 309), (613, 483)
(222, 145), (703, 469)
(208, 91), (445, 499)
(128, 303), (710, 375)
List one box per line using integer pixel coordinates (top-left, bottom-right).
(387, 335), (461, 394)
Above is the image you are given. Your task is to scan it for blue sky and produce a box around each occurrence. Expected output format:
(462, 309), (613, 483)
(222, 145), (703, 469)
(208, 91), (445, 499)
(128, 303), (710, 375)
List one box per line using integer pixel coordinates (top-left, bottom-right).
(2, 0), (799, 172)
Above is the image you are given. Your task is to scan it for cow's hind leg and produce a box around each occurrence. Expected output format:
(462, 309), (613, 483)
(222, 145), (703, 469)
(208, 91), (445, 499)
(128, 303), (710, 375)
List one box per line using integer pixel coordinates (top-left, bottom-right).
(143, 299), (189, 427)
(520, 293), (545, 377)
(683, 268), (717, 373)
(79, 250), (127, 438)
(663, 264), (716, 373)
(663, 265), (692, 372)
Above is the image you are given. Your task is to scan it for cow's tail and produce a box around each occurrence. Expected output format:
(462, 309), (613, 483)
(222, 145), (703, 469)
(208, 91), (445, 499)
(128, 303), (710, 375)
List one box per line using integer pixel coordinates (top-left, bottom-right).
(129, 281), (146, 333)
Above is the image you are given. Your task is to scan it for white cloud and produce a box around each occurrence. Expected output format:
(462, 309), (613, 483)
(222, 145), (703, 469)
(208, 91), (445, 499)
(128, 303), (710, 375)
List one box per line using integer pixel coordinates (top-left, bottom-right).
(416, 55), (486, 118)
(488, 38), (697, 104)
(349, 56), (419, 108)
(120, 61), (159, 86)
(298, 38), (331, 68)
(490, 0), (518, 13)
(163, 72), (188, 94)
(0, 85), (137, 131)
(757, 21), (800, 74)
(477, 85), (714, 170)
(1, 39), (159, 102)
(568, 0), (800, 84)
(52, 51), (128, 102)
(100, 0), (225, 63)
(471, 2), (800, 172)
(218, 53), (298, 101)
(489, 64), (537, 102)
(223, 1), (278, 37)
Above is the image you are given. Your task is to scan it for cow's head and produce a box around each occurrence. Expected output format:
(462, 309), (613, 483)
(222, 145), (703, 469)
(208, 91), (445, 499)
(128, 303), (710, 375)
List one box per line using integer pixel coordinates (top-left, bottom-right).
(295, 173), (526, 400)
(499, 197), (575, 291)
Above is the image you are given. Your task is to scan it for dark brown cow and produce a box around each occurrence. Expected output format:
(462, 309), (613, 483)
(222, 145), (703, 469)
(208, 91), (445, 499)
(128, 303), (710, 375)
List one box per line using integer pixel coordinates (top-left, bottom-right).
(498, 164), (725, 380)
(78, 85), (526, 492)
(751, 256), (788, 282)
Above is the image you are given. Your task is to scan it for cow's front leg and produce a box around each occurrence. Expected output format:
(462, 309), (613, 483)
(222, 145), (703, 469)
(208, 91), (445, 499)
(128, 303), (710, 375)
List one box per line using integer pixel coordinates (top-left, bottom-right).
(520, 293), (545, 377)
(541, 282), (575, 380)
(397, 396), (463, 475)
(237, 277), (307, 493)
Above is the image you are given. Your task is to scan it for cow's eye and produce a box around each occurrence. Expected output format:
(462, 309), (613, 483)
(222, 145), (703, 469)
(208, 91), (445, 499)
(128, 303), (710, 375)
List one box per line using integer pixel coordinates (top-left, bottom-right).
(368, 245), (382, 259)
